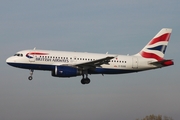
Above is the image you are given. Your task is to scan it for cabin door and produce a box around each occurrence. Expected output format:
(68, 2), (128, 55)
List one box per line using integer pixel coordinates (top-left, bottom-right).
(28, 51), (35, 62)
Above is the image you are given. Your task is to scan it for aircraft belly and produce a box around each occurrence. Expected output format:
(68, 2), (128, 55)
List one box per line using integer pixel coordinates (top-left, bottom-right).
(7, 62), (53, 71)
(89, 68), (137, 74)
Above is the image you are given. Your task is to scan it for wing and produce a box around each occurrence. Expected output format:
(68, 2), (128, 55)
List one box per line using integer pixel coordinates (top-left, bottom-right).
(73, 56), (116, 69)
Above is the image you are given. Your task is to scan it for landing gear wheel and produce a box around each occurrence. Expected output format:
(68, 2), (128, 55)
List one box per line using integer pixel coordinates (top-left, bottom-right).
(28, 76), (33, 80)
(28, 69), (34, 81)
(85, 78), (90, 84)
(81, 71), (90, 84)
(81, 78), (90, 84)
(81, 79), (86, 85)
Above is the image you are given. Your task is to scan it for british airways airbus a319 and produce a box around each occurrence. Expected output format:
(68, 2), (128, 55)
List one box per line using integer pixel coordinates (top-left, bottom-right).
(6, 28), (174, 84)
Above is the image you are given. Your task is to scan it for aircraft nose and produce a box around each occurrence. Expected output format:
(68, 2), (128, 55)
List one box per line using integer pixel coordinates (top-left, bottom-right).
(6, 57), (14, 65)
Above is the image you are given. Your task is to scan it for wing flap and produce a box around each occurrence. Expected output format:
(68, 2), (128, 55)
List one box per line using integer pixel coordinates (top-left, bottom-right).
(74, 56), (115, 69)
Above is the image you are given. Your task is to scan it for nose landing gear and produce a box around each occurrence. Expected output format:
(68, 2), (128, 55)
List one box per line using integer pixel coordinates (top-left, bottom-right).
(28, 69), (34, 80)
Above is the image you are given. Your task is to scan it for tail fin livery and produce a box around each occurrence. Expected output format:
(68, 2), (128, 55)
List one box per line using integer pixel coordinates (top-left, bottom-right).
(135, 28), (172, 61)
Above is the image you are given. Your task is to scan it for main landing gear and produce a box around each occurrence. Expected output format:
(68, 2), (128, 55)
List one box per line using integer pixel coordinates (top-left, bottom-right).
(81, 72), (90, 85)
(28, 69), (34, 80)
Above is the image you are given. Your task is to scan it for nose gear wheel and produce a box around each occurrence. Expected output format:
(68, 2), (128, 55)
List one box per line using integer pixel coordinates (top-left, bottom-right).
(28, 69), (34, 80)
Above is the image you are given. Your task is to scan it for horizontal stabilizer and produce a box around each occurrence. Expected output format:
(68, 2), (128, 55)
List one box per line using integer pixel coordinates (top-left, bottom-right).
(149, 59), (174, 66)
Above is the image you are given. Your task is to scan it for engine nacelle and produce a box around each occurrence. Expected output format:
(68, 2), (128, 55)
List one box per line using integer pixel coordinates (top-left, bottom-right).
(52, 66), (82, 77)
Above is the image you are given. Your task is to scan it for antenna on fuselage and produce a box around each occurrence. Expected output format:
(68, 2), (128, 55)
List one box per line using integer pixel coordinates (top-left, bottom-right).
(33, 47), (36, 50)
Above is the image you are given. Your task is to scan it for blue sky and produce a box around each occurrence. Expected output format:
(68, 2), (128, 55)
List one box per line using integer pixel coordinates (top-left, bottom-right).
(0, 1), (180, 120)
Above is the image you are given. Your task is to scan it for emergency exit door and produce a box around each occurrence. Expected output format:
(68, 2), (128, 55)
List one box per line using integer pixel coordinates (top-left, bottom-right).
(132, 57), (138, 69)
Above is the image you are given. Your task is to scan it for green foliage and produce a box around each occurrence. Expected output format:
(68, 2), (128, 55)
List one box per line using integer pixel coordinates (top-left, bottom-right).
(136, 114), (173, 120)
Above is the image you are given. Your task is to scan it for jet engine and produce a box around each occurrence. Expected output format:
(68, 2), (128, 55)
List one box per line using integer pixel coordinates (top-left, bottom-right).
(52, 66), (82, 77)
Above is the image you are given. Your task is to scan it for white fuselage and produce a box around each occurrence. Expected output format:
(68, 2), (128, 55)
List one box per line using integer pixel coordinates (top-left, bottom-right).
(6, 49), (158, 75)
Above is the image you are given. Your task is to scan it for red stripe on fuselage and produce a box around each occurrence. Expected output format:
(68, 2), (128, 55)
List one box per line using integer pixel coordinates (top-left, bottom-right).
(149, 33), (171, 45)
(28, 52), (49, 55)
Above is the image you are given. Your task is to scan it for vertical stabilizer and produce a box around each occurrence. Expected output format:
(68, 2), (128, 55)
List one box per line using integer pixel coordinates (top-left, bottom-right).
(135, 28), (172, 61)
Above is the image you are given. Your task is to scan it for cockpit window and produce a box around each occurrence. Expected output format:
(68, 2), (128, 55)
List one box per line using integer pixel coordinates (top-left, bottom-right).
(14, 53), (23, 57)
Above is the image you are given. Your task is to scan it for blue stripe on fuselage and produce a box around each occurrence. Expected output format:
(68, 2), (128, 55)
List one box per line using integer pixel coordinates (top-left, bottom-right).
(7, 63), (137, 74)
(89, 68), (136, 74)
(7, 63), (53, 70)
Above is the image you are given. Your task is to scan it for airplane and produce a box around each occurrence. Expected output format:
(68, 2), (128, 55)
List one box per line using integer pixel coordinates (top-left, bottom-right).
(6, 28), (174, 84)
